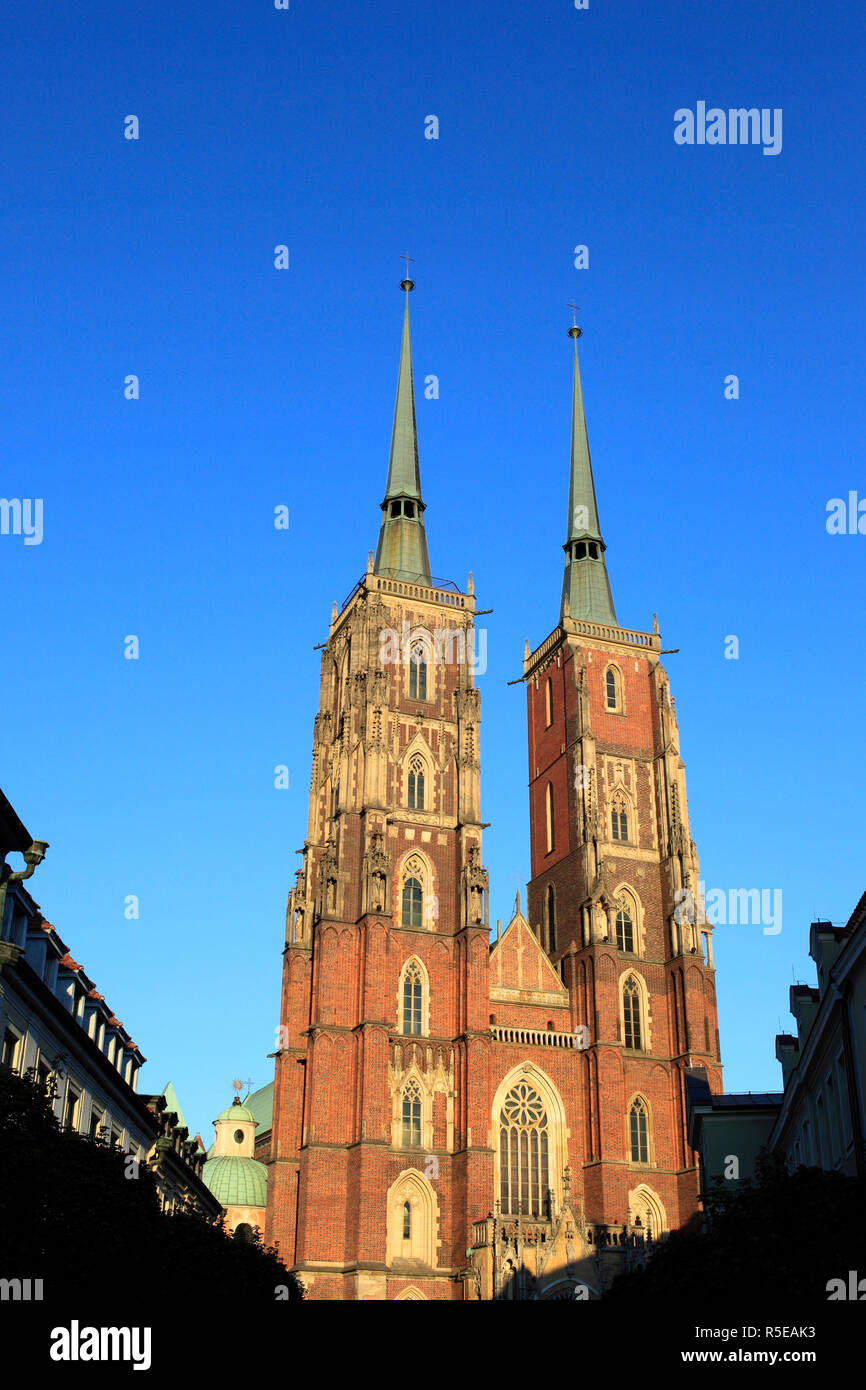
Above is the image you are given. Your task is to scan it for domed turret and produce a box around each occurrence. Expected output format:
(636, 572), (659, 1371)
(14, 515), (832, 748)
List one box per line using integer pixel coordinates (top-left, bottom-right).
(202, 1092), (268, 1238)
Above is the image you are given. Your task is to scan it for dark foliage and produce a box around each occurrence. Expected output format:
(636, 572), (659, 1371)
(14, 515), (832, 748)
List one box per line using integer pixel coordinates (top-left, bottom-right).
(605, 1150), (866, 1306)
(0, 1066), (303, 1315)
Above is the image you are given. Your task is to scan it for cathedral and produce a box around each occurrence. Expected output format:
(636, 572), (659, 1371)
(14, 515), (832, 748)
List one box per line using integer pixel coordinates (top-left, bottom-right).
(262, 276), (723, 1300)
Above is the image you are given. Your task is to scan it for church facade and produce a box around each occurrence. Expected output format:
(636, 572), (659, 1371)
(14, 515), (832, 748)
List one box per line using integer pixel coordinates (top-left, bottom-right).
(264, 281), (723, 1300)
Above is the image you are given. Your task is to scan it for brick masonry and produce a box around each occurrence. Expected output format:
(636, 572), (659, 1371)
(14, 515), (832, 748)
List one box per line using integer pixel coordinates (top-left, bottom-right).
(264, 579), (722, 1299)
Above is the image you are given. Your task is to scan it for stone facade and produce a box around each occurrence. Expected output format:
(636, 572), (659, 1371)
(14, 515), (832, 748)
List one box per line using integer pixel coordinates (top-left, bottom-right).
(0, 866), (219, 1221)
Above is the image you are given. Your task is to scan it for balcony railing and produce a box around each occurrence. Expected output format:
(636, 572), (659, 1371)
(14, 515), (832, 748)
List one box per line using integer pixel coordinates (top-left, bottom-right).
(340, 572), (465, 614)
(491, 1026), (576, 1048)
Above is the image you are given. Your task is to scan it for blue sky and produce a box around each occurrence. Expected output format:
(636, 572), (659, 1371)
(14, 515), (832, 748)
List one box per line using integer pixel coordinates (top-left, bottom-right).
(2, 0), (864, 1143)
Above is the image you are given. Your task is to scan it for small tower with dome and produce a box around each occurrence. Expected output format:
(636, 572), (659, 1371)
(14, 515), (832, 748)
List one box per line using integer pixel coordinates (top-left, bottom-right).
(202, 1082), (268, 1241)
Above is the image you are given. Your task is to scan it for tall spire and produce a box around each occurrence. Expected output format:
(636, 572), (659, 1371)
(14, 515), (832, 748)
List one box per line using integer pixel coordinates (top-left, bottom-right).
(560, 314), (617, 626)
(373, 269), (432, 584)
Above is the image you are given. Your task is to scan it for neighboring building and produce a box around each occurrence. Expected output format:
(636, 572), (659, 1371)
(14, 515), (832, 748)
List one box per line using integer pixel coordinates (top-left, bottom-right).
(264, 283), (723, 1300)
(1, 878), (149, 1156)
(143, 1082), (221, 1218)
(0, 785), (48, 973)
(770, 899), (866, 1178)
(0, 787), (220, 1221)
(686, 1071), (781, 1188)
(685, 895), (866, 1191)
(202, 1094), (268, 1238)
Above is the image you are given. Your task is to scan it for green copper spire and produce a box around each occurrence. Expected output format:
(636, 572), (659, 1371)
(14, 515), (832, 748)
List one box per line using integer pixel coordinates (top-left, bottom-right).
(373, 273), (432, 584)
(560, 320), (617, 625)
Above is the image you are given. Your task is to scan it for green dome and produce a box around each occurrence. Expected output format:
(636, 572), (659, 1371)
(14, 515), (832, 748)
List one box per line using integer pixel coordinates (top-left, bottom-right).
(202, 1155), (268, 1208)
(215, 1102), (256, 1124)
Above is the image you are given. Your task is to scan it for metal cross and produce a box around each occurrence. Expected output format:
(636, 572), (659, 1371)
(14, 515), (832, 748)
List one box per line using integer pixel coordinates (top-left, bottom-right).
(401, 251), (415, 279)
(567, 301), (581, 327)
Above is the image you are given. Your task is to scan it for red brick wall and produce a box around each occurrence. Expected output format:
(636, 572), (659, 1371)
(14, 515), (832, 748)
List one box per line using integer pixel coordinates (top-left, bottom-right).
(524, 631), (722, 1235)
(264, 591), (723, 1298)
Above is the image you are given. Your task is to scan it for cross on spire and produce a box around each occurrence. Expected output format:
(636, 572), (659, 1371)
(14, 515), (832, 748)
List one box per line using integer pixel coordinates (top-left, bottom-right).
(400, 252), (415, 288)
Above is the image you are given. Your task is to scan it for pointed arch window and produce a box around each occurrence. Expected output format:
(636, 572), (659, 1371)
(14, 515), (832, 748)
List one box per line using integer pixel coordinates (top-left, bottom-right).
(628, 1182), (666, 1237)
(616, 908), (635, 953)
(402, 1078), (422, 1148)
(546, 884), (557, 954)
(402, 960), (423, 1035)
(629, 1098), (649, 1164)
(545, 677), (553, 727)
(409, 642), (428, 700)
(402, 1200), (412, 1239)
(605, 665), (622, 713)
(546, 783), (555, 854)
(499, 1082), (550, 1217)
(407, 754), (425, 811)
(623, 976), (643, 1050)
(402, 877), (423, 928)
(611, 796), (629, 842)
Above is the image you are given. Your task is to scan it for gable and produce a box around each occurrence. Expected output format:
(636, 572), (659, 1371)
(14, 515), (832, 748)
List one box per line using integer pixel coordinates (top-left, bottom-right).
(402, 729), (438, 767)
(489, 913), (569, 1007)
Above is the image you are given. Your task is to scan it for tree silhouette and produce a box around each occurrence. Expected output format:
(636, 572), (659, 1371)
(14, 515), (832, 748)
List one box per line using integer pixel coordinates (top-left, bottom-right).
(605, 1150), (866, 1305)
(0, 1065), (303, 1316)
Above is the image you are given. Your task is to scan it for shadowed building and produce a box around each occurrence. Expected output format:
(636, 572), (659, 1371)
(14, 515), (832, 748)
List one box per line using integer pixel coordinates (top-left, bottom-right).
(686, 894), (866, 1192)
(0, 786), (220, 1221)
(770, 899), (866, 1177)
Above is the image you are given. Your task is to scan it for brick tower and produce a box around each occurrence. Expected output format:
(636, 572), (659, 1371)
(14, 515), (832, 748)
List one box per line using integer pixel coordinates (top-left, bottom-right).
(264, 291), (723, 1300)
(266, 277), (492, 1300)
(523, 317), (723, 1237)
